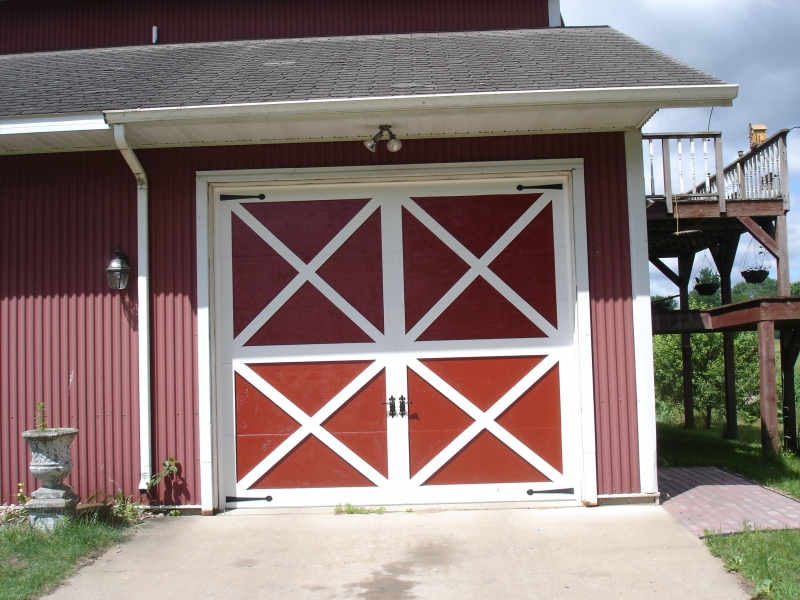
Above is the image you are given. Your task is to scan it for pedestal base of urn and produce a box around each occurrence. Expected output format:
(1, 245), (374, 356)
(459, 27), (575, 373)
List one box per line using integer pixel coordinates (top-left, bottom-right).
(26, 485), (80, 531)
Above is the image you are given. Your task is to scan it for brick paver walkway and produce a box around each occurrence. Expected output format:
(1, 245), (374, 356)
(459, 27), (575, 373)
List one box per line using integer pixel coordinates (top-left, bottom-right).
(659, 466), (800, 537)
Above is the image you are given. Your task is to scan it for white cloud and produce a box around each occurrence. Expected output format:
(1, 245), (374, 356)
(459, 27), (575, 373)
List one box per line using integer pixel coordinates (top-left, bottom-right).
(562, 0), (800, 291)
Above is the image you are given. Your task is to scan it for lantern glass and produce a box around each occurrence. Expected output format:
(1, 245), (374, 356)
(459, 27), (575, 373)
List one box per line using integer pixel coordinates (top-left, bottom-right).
(106, 247), (131, 290)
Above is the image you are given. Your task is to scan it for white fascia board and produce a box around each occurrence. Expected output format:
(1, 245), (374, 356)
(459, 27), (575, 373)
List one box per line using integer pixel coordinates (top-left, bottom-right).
(548, 0), (561, 27)
(103, 84), (738, 124)
(0, 113), (109, 135)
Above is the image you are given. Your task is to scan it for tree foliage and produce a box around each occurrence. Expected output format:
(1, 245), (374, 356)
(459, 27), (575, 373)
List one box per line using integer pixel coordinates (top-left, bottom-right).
(652, 277), (799, 426)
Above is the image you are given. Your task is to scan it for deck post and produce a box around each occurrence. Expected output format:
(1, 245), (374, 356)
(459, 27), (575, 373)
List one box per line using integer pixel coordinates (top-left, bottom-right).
(758, 320), (780, 455)
(712, 235), (740, 439)
(779, 133), (790, 211)
(678, 252), (695, 428)
(780, 329), (799, 453)
(775, 214), (790, 297)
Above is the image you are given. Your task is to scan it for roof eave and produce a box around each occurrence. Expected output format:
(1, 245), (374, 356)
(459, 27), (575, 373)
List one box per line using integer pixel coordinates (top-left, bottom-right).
(101, 84), (738, 125)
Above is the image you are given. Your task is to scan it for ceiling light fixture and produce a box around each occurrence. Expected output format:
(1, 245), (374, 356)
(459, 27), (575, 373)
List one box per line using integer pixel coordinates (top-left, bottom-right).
(364, 125), (402, 153)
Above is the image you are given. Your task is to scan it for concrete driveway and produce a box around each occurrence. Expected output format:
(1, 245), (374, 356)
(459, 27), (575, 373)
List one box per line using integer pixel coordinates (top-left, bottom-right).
(49, 505), (748, 599)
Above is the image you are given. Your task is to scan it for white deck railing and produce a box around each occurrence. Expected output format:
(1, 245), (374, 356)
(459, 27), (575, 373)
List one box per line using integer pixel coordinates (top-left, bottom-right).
(642, 129), (790, 213)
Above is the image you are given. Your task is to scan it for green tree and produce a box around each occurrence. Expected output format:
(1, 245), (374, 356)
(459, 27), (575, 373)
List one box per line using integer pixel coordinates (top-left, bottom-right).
(651, 280), (800, 427)
(732, 277), (778, 302)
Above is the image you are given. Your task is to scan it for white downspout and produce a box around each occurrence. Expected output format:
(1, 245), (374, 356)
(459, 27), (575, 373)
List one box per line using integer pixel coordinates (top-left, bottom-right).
(113, 124), (152, 492)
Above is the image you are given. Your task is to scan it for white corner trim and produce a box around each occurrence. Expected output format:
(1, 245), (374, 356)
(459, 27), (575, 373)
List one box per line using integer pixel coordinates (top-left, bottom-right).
(196, 178), (217, 514)
(0, 114), (109, 135)
(570, 166), (598, 505)
(548, 0), (561, 27)
(103, 84), (738, 125)
(624, 130), (658, 494)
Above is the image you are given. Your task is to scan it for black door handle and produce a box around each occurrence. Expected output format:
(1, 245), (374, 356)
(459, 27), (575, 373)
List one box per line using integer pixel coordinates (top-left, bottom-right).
(399, 395), (412, 417)
(382, 396), (397, 418)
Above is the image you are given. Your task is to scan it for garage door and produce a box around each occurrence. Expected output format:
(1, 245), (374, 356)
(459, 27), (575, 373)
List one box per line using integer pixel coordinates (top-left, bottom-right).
(217, 177), (583, 507)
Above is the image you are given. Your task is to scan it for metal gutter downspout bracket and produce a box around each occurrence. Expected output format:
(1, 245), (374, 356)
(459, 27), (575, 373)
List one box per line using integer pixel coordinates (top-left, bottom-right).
(113, 124), (152, 492)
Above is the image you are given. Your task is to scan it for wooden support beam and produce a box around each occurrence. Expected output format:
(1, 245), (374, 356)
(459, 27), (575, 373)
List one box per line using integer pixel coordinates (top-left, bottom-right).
(722, 332), (737, 439)
(678, 253), (695, 429)
(711, 234), (740, 439)
(758, 320), (780, 455)
(646, 200), (784, 221)
(780, 329), (800, 453)
(650, 257), (681, 288)
(737, 216), (780, 258)
(775, 214), (790, 297)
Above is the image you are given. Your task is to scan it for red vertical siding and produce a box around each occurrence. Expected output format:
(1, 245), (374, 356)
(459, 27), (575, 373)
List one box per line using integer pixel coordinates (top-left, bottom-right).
(0, 133), (640, 506)
(0, 0), (550, 55)
(0, 152), (140, 504)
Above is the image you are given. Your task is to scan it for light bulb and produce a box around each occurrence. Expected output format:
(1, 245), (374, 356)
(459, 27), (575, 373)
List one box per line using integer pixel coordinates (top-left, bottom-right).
(386, 137), (402, 153)
(363, 140), (377, 153)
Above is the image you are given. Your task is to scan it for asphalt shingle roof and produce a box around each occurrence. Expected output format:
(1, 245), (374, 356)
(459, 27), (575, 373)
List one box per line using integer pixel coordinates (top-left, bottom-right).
(0, 27), (727, 118)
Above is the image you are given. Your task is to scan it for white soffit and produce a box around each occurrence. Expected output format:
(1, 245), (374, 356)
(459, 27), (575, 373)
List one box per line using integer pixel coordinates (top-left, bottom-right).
(0, 107), (657, 154)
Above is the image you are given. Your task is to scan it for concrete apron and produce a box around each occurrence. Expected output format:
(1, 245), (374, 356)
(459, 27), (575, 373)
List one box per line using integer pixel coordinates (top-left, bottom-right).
(48, 505), (748, 599)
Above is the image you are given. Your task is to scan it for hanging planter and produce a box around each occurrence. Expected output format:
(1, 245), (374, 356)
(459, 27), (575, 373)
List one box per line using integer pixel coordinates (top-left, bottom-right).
(741, 268), (769, 284)
(694, 282), (720, 296)
(738, 237), (771, 285)
(693, 254), (720, 297)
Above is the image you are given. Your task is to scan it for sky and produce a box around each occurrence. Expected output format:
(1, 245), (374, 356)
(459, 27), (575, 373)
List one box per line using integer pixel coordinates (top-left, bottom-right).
(561, 0), (800, 297)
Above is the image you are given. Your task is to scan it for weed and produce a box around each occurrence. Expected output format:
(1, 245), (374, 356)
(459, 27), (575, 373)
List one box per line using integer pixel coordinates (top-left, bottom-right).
(168, 510), (181, 517)
(86, 489), (141, 525)
(15, 483), (29, 505)
(147, 457), (179, 493)
(406, 508), (414, 513)
(334, 503), (385, 515)
(34, 402), (47, 432)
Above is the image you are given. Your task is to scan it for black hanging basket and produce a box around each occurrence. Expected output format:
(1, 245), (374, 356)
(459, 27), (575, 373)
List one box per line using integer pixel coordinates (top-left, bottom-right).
(740, 268), (769, 284)
(694, 282), (720, 296)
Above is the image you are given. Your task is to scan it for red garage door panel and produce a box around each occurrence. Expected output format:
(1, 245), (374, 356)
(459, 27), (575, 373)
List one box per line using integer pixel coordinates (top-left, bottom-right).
(425, 430), (550, 485)
(409, 357), (560, 485)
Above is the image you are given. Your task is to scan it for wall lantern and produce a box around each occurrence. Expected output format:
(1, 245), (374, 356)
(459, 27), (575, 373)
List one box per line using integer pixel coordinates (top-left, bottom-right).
(106, 246), (131, 290)
(364, 125), (402, 153)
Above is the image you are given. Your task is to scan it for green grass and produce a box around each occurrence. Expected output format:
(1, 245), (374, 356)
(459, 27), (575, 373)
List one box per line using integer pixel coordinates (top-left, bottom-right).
(0, 516), (130, 600)
(657, 422), (800, 598)
(657, 422), (800, 501)
(706, 528), (800, 599)
(333, 503), (385, 515)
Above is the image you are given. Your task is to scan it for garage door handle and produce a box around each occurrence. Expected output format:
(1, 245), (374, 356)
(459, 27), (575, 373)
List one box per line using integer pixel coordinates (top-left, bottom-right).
(399, 396), (412, 418)
(382, 396), (397, 418)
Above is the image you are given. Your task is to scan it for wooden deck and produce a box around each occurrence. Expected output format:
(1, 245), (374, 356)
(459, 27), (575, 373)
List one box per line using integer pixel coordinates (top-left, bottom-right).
(652, 297), (800, 334)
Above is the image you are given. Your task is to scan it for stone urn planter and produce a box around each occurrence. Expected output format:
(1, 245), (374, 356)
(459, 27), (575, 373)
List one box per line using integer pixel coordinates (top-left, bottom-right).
(21, 428), (80, 530)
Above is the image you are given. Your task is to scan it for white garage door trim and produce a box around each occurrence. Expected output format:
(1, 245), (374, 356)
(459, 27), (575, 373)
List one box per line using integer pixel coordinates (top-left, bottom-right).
(196, 159), (596, 513)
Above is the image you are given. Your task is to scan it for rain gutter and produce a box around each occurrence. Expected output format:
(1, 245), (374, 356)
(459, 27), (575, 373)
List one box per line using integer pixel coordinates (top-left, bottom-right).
(113, 123), (152, 493)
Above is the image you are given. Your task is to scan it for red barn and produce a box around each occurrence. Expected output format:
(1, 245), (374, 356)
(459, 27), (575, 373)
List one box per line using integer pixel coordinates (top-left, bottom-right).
(0, 0), (737, 512)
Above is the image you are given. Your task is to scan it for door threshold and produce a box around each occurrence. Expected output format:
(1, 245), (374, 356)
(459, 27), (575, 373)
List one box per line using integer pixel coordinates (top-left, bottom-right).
(219, 499), (583, 516)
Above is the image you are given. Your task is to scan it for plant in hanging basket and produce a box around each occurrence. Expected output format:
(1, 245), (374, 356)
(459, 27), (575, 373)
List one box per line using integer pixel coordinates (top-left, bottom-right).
(694, 267), (720, 296)
(694, 282), (720, 296)
(740, 268), (769, 284)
